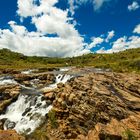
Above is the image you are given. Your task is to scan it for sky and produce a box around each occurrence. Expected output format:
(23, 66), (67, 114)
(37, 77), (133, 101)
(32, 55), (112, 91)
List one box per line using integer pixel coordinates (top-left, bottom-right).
(0, 0), (140, 57)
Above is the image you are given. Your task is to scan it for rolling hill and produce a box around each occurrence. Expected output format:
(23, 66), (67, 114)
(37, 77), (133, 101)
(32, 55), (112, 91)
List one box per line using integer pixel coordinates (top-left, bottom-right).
(0, 48), (140, 73)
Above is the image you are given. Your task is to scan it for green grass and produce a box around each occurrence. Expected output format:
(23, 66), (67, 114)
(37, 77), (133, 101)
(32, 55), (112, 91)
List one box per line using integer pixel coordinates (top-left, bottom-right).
(0, 48), (140, 73)
(48, 110), (58, 129)
(122, 129), (138, 140)
(27, 126), (49, 140)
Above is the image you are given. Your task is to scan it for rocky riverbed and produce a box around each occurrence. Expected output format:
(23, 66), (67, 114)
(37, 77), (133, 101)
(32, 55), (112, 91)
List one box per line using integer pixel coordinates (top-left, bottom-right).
(0, 67), (140, 140)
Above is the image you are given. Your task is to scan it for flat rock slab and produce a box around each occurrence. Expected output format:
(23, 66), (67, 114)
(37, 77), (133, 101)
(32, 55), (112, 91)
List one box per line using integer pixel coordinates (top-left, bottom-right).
(0, 130), (25, 140)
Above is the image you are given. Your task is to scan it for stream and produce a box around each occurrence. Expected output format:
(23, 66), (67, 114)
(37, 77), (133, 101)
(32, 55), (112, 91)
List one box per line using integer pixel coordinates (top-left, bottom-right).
(0, 68), (73, 134)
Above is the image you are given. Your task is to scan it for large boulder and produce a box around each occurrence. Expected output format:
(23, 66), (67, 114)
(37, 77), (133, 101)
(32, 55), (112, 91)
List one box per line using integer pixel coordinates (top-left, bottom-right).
(0, 85), (21, 114)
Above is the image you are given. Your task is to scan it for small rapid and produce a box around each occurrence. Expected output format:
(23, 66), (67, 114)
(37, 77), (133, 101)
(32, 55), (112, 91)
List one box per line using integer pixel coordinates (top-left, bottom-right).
(42, 74), (73, 91)
(0, 76), (17, 85)
(0, 72), (72, 134)
(0, 94), (52, 134)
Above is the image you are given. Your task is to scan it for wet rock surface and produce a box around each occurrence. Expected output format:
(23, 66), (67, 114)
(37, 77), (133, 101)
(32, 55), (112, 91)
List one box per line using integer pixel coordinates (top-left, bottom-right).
(0, 85), (21, 114)
(14, 73), (55, 88)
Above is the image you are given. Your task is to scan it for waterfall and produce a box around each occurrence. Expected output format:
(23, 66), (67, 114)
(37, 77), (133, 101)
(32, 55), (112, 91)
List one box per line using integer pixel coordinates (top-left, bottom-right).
(0, 94), (52, 134)
(42, 74), (73, 90)
(0, 73), (72, 134)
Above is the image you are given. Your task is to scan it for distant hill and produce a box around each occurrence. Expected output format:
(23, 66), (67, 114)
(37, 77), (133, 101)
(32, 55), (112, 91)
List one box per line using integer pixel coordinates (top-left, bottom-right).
(0, 48), (140, 73)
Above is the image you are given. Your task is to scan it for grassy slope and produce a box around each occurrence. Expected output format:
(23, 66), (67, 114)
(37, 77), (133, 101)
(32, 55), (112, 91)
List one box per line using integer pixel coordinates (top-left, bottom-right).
(0, 48), (140, 73)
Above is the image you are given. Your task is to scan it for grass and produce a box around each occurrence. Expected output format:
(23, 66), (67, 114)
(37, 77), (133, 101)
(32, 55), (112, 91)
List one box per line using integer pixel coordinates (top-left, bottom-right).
(48, 110), (58, 129)
(122, 129), (138, 140)
(28, 127), (49, 140)
(0, 48), (140, 73)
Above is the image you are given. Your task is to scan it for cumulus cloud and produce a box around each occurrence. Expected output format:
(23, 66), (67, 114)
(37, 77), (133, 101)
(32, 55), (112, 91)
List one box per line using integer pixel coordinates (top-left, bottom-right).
(106, 30), (115, 42)
(0, 0), (90, 57)
(8, 21), (27, 36)
(97, 35), (140, 53)
(96, 47), (106, 53)
(88, 30), (115, 49)
(68, 0), (88, 15)
(133, 24), (140, 34)
(0, 0), (139, 57)
(88, 37), (104, 49)
(68, 0), (112, 15)
(17, 0), (59, 17)
(111, 36), (127, 52)
(0, 23), (90, 57)
(97, 37), (127, 53)
(94, 24), (140, 54)
(128, 1), (140, 11)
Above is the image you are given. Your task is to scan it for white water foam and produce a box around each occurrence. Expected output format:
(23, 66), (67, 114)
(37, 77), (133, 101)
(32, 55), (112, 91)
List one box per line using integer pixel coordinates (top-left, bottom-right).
(42, 74), (73, 90)
(30, 79), (40, 88)
(21, 69), (38, 75)
(0, 76), (17, 85)
(59, 67), (71, 72)
(0, 94), (52, 134)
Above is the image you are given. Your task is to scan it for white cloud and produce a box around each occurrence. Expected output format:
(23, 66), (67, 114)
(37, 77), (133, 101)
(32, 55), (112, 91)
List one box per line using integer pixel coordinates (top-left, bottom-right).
(0, 0), (139, 57)
(68, 0), (88, 15)
(133, 24), (140, 34)
(17, 0), (59, 17)
(93, 0), (111, 11)
(98, 35), (140, 53)
(111, 36), (127, 52)
(96, 47), (105, 53)
(88, 37), (104, 49)
(17, 0), (79, 39)
(106, 30), (115, 42)
(128, 1), (140, 11)
(8, 21), (27, 36)
(0, 0), (90, 57)
(31, 12), (78, 39)
(88, 30), (115, 49)
(128, 36), (140, 49)
(0, 24), (90, 57)
(95, 23), (140, 54)
(68, 0), (112, 15)
(68, 0), (76, 16)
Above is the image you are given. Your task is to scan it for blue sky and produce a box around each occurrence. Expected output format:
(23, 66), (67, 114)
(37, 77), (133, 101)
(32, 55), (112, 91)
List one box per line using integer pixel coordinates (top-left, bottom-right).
(0, 0), (140, 57)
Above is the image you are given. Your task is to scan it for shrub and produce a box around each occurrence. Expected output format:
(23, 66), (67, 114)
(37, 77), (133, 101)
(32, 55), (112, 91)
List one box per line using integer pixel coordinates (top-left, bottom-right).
(48, 109), (58, 129)
(122, 129), (138, 140)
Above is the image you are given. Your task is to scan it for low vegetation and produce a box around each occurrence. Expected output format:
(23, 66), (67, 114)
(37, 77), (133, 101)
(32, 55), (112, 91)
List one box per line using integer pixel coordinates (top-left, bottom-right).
(28, 128), (49, 140)
(122, 129), (138, 140)
(0, 48), (140, 73)
(48, 109), (58, 129)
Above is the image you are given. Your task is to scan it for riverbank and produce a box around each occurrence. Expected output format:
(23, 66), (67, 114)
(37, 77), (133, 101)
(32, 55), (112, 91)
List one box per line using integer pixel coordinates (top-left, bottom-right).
(0, 67), (139, 139)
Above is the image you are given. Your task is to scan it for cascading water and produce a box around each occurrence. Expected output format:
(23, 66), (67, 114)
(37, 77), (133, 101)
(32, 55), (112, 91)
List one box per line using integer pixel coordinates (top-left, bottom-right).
(0, 94), (52, 134)
(0, 76), (17, 85)
(21, 69), (38, 75)
(59, 67), (71, 72)
(56, 74), (72, 83)
(42, 74), (73, 90)
(0, 73), (72, 134)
